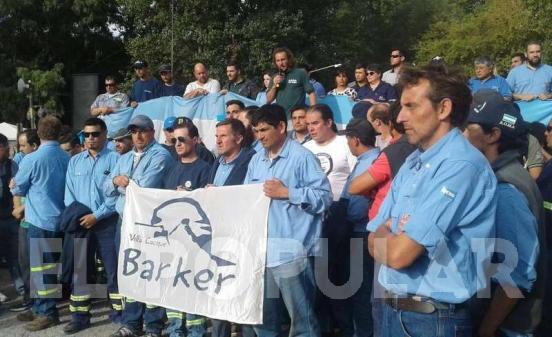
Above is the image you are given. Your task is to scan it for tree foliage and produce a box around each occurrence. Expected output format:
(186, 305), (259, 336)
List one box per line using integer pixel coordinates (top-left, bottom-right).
(415, 0), (548, 75)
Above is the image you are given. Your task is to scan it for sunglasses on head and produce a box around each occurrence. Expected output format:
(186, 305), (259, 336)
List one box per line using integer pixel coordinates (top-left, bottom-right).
(170, 136), (191, 144)
(83, 131), (101, 138)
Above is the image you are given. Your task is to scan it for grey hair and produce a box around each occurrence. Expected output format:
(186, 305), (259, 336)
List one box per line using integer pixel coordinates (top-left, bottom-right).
(474, 55), (494, 68)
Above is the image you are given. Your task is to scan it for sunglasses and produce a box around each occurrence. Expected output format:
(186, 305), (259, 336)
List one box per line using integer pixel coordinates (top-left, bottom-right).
(390, 55), (401, 58)
(367, 71), (377, 76)
(170, 136), (192, 144)
(105, 83), (116, 87)
(83, 131), (101, 138)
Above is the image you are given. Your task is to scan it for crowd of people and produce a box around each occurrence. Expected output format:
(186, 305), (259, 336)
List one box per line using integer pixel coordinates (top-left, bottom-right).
(1, 40), (552, 337)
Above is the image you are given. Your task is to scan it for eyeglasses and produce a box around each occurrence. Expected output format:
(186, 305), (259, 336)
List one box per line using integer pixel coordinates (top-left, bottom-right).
(390, 55), (401, 58)
(367, 71), (377, 76)
(170, 136), (191, 144)
(83, 131), (101, 138)
(105, 83), (116, 87)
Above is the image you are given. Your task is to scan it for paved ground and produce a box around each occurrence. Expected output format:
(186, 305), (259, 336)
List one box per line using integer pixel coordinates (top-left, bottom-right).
(0, 268), (121, 337)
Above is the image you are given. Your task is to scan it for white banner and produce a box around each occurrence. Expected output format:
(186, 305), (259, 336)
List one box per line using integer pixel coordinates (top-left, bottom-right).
(119, 181), (270, 324)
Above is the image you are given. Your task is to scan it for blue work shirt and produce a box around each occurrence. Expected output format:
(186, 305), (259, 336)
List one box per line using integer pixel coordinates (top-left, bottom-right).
(506, 63), (552, 96)
(129, 78), (161, 103)
(493, 183), (538, 291)
(213, 150), (242, 187)
(105, 141), (174, 216)
(357, 82), (398, 102)
(468, 75), (512, 99)
(367, 128), (497, 303)
(158, 83), (185, 97)
(245, 138), (333, 267)
(65, 146), (119, 221)
(13, 152), (24, 165)
(341, 148), (380, 232)
(12, 141), (69, 232)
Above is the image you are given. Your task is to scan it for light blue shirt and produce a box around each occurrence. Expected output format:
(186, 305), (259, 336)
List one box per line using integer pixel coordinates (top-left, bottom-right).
(13, 152), (24, 165)
(493, 183), (538, 291)
(367, 129), (497, 303)
(213, 150), (241, 186)
(341, 148), (380, 232)
(12, 141), (70, 231)
(104, 141), (174, 216)
(468, 75), (512, 99)
(65, 146), (119, 221)
(245, 138), (333, 267)
(506, 63), (552, 96)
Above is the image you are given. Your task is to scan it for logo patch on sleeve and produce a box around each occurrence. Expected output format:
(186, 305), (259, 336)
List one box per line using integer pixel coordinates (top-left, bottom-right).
(440, 186), (456, 199)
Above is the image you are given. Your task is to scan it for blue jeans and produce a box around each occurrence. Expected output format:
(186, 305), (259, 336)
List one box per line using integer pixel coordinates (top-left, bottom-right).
(350, 232), (373, 337)
(379, 300), (472, 337)
(253, 257), (319, 337)
(28, 224), (62, 319)
(122, 299), (165, 334)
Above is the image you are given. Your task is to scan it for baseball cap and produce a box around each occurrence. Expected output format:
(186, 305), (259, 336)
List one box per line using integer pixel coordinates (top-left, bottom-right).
(163, 116), (177, 130)
(466, 89), (526, 138)
(173, 116), (194, 128)
(159, 64), (172, 73)
(133, 60), (148, 69)
(109, 128), (131, 141)
(345, 118), (373, 138)
(128, 115), (154, 131)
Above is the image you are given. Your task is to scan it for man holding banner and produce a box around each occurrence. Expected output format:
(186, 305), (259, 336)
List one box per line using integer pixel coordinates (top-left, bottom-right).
(245, 104), (333, 337)
(105, 115), (175, 337)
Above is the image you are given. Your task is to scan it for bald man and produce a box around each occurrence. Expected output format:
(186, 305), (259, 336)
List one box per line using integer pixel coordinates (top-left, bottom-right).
(183, 63), (221, 98)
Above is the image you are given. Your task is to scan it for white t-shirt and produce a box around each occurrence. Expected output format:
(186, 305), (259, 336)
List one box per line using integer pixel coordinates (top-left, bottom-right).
(382, 69), (398, 85)
(184, 78), (221, 95)
(304, 135), (357, 201)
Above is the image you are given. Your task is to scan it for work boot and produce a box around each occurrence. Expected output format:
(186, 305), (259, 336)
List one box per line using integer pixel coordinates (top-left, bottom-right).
(16, 309), (35, 322)
(63, 320), (91, 334)
(24, 315), (60, 331)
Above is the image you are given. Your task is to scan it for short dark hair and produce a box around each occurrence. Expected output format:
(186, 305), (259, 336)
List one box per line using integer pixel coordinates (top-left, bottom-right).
(347, 119), (376, 147)
(0, 133), (7, 147)
(225, 100), (245, 110)
(20, 129), (40, 147)
(251, 104), (287, 129)
(512, 52), (526, 61)
(58, 125), (80, 145)
(83, 117), (107, 131)
(290, 105), (308, 116)
(355, 63), (366, 70)
(527, 40), (542, 50)
(272, 47), (296, 68)
(226, 61), (241, 71)
(174, 117), (199, 138)
(308, 104), (338, 133)
(390, 48), (406, 58)
(479, 123), (527, 155)
(104, 75), (117, 84)
(334, 67), (348, 78)
(389, 101), (405, 134)
(216, 118), (247, 146)
(399, 64), (471, 127)
(367, 63), (383, 74)
(38, 115), (63, 141)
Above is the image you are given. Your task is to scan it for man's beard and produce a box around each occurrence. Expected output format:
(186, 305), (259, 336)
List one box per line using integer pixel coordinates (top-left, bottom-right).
(528, 57), (541, 67)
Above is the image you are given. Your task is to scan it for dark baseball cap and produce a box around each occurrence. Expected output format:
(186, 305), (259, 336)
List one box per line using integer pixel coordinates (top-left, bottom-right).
(127, 115), (154, 131)
(159, 64), (172, 73)
(345, 118), (373, 138)
(466, 89), (526, 138)
(109, 128), (131, 141)
(173, 116), (194, 128)
(133, 60), (148, 69)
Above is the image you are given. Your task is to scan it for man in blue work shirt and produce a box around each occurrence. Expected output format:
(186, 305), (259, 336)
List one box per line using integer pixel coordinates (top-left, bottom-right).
(11, 115), (70, 331)
(341, 118), (379, 337)
(209, 118), (256, 337)
(105, 115), (174, 337)
(468, 55), (512, 100)
(245, 104), (333, 337)
(367, 65), (497, 336)
(129, 60), (161, 108)
(157, 64), (185, 97)
(507, 41), (552, 101)
(62, 117), (121, 334)
(464, 89), (545, 337)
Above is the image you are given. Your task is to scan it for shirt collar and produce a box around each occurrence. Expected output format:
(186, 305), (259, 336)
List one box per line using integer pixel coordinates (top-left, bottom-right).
(40, 140), (59, 147)
(357, 147), (379, 161)
(219, 149), (242, 165)
(407, 128), (460, 169)
(84, 144), (110, 158)
(261, 137), (292, 162)
(132, 140), (156, 155)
